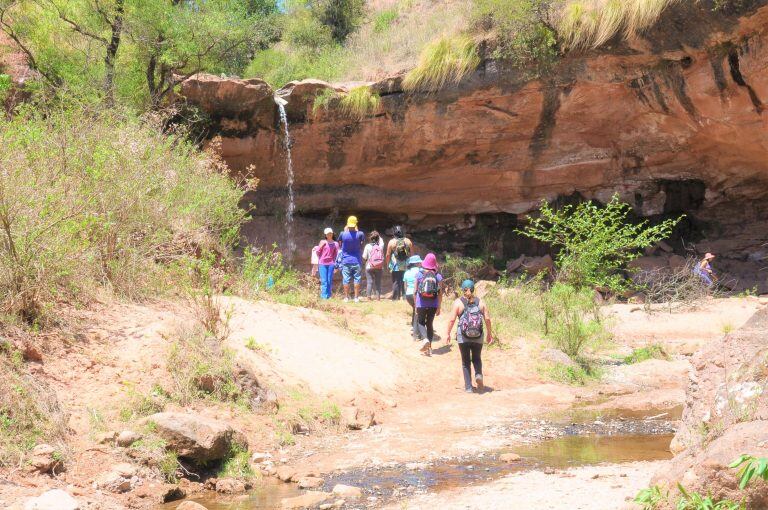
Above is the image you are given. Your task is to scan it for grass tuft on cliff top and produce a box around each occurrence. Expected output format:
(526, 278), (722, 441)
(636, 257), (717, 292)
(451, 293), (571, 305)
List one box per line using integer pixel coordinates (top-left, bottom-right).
(402, 34), (481, 92)
(339, 85), (381, 119)
(558, 0), (679, 50)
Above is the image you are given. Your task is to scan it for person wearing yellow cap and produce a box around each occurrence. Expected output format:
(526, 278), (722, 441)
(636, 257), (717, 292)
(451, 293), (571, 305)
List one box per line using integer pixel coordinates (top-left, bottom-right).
(338, 215), (366, 302)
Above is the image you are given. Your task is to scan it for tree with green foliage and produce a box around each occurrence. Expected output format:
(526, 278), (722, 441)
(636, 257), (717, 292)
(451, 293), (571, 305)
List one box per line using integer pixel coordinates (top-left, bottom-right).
(0, 0), (278, 107)
(519, 194), (682, 291)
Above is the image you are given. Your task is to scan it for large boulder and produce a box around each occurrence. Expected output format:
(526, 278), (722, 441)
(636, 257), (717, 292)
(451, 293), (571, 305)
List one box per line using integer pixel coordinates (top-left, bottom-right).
(275, 79), (345, 121)
(146, 412), (246, 463)
(652, 307), (768, 507)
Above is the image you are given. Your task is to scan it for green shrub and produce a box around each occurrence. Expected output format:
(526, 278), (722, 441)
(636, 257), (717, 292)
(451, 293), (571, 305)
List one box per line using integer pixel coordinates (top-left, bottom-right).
(634, 485), (667, 510)
(543, 361), (601, 385)
(402, 34), (480, 92)
(543, 283), (607, 358)
(119, 383), (168, 422)
(675, 484), (742, 510)
(0, 107), (247, 324)
(0, 357), (67, 466)
(311, 0), (366, 42)
(440, 255), (487, 292)
(245, 45), (348, 88)
(218, 443), (256, 479)
(519, 194), (682, 292)
(557, 0), (678, 50)
(483, 275), (547, 341)
(471, 0), (557, 67)
(624, 343), (668, 364)
(312, 88), (340, 116)
(339, 85), (381, 119)
(284, 8), (335, 51)
(374, 8), (399, 32)
(730, 454), (768, 490)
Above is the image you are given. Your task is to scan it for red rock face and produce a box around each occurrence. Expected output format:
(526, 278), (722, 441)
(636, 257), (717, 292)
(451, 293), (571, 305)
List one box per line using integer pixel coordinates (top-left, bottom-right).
(181, 4), (768, 288)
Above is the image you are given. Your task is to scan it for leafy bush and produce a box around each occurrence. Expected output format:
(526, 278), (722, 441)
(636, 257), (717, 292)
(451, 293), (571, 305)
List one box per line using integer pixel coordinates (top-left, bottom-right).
(166, 324), (246, 406)
(440, 255), (488, 293)
(471, 0), (558, 67)
(557, 0), (678, 50)
(218, 442), (256, 479)
(312, 88), (340, 116)
(0, 355), (67, 466)
(624, 343), (669, 364)
(284, 7), (335, 51)
(676, 484), (742, 510)
(520, 194), (682, 292)
(730, 454), (768, 490)
(634, 485), (668, 510)
(542, 283), (607, 358)
(483, 275), (547, 340)
(339, 85), (381, 119)
(402, 34), (481, 92)
(245, 45), (348, 87)
(543, 361), (601, 385)
(310, 0), (366, 42)
(374, 8), (399, 32)
(0, 107), (247, 325)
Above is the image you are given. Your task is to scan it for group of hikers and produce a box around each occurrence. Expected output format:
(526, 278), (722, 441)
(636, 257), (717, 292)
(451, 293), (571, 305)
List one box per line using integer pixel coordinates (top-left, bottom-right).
(310, 216), (493, 393)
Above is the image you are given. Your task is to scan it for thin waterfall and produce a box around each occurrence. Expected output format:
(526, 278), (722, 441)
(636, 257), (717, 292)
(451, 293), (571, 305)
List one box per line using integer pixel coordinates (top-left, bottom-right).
(275, 98), (296, 262)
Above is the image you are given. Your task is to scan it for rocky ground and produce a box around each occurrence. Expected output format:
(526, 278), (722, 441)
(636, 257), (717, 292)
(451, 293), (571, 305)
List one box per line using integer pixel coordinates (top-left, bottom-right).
(0, 295), (765, 509)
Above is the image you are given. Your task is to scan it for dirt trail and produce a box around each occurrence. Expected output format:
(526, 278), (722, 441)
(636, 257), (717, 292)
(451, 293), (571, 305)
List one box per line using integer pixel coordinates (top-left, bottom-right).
(2, 295), (764, 509)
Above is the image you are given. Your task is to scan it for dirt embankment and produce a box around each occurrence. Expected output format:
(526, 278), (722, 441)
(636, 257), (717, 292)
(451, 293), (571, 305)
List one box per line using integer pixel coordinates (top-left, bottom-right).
(1, 294), (764, 509)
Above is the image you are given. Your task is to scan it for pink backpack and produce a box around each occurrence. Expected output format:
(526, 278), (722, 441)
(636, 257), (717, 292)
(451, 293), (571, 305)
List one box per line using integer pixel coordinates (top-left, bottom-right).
(369, 244), (384, 269)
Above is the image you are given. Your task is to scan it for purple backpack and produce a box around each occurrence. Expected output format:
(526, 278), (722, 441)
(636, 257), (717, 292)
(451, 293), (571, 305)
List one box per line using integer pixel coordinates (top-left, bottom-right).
(459, 297), (484, 339)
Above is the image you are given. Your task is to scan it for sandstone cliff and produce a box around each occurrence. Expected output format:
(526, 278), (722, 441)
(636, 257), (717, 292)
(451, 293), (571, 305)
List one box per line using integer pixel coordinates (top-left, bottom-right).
(181, 2), (768, 289)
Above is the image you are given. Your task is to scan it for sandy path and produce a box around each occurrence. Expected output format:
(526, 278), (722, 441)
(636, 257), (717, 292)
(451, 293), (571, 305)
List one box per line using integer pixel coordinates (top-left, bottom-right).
(384, 461), (660, 510)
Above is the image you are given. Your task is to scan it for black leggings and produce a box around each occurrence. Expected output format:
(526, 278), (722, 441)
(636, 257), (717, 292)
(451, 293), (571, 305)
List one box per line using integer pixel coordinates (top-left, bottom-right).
(459, 342), (483, 390)
(391, 270), (405, 300)
(417, 307), (437, 342)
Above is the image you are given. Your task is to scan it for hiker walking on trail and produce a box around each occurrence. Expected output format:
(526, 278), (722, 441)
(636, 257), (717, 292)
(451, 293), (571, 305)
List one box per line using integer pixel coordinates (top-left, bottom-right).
(403, 255), (423, 338)
(316, 227), (339, 300)
(385, 226), (413, 300)
(415, 253), (443, 356)
(445, 279), (494, 393)
(694, 252), (717, 288)
(363, 230), (385, 300)
(338, 216), (366, 302)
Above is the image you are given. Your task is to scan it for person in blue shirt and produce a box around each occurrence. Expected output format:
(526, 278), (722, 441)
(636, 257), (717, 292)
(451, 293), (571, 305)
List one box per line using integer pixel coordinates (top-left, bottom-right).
(403, 255), (422, 339)
(338, 215), (366, 302)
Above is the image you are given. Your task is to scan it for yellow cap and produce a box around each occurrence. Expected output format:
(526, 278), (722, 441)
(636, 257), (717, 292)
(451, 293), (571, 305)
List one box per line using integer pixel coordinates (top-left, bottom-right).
(346, 215), (358, 228)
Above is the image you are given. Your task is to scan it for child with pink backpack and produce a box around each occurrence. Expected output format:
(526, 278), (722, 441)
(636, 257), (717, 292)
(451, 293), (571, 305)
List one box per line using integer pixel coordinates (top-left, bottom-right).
(362, 231), (385, 300)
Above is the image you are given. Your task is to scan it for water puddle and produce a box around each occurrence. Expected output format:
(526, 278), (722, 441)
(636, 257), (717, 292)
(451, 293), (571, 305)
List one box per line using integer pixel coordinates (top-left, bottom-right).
(160, 410), (677, 509)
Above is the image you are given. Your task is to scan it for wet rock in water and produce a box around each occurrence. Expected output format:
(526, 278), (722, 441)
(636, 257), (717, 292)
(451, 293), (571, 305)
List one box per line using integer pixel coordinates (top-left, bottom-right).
(280, 490), (331, 509)
(24, 489), (80, 510)
(342, 407), (376, 430)
(297, 476), (325, 489)
(499, 453), (521, 463)
(145, 412), (246, 463)
(332, 484), (363, 499)
(27, 444), (63, 474)
(116, 430), (142, 447)
(176, 502), (209, 510)
(215, 478), (247, 494)
(276, 465), (297, 482)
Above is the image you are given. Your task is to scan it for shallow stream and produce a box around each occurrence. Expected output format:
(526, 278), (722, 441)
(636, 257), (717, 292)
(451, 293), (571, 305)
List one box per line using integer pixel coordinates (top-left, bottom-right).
(160, 407), (677, 509)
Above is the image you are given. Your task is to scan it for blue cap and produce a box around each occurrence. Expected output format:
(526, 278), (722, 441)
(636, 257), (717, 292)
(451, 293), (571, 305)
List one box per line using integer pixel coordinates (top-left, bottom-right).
(461, 279), (475, 291)
(407, 255), (422, 265)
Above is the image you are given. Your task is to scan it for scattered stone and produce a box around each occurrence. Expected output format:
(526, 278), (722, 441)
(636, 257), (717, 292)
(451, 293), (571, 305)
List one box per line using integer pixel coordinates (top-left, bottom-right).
(145, 412), (247, 463)
(176, 502), (209, 510)
(251, 452), (271, 463)
(591, 473), (600, 479)
(499, 453), (521, 463)
(319, 505), (333, 510)
(332, 484), (363, 499)
(160, 484), (185, 502)
(544, 467), (556, 475)
(95, 431), (117, 445)
(342, 407), (376, 430)
(116, 430), (142, 447)
(28, 444), (63, 475)
(95, 464), (137, 493)
(297, 476), (325, 489)
(541, 349), (579, 370)
(280, 491), (331, 509)
(24, 489), (79, 510)
(405, 462), (427, 470)
(21, 342), (43, 362)
(333, 499), (345, 508)
(276, 465), (297, 482)
(215, 478), (247, 494)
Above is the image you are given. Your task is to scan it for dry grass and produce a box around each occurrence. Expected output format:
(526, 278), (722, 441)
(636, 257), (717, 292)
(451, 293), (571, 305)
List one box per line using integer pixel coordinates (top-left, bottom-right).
(341, 0), (471, 80)
(557, 0), (679, 50)
(402, 34), (481, 91)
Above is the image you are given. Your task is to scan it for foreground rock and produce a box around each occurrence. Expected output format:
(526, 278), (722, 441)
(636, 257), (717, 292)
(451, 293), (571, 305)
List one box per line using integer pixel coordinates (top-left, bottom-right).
(653, 307), (768, 507)
(146, 412), (246, 463)
(23, 489), (79, 510)
(176, 502), (209, 510)
(27, 444), (63, 475)
(281, 491), (331, 509)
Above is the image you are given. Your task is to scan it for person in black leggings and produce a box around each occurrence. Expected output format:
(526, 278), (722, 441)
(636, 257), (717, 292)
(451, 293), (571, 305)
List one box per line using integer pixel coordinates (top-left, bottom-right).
(445, 279), (494, 393)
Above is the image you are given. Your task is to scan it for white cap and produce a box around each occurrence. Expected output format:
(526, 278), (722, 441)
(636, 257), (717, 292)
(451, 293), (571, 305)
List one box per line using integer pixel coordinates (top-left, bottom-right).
(324, 227), (333, 235)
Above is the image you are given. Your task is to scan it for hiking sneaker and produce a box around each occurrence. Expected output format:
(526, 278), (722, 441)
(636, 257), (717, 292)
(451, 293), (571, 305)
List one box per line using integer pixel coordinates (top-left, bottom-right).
(465, 387), (474, 394)
(343, 297), (349, 303)
(419, 339), (430, 353)
(475, 374), (484, 393)
(353, 298), (360, 303)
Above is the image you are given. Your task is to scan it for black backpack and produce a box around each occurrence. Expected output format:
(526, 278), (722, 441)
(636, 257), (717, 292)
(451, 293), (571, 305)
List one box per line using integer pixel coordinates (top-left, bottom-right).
(418, 270), (438, 298)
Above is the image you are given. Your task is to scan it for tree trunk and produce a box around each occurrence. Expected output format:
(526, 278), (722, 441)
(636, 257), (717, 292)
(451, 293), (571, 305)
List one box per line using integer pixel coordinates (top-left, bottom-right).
(104, 0), (125, 105)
